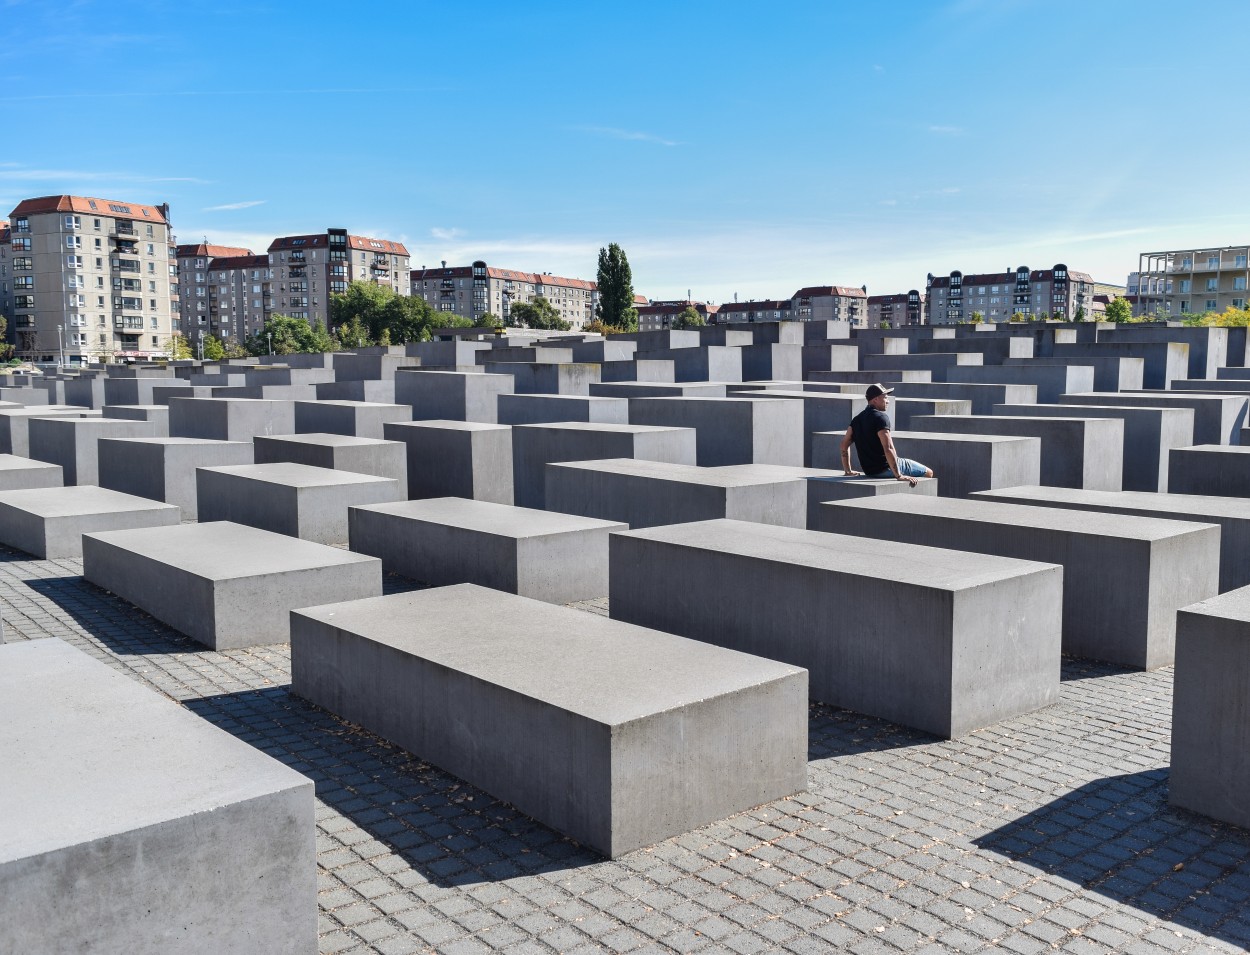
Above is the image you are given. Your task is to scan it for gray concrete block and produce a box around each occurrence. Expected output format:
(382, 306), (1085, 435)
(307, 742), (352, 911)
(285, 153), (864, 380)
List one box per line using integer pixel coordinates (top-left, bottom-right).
(0, 454), (63, 490)
(0, 386), (51, 405)
(1169, 445), (1250, 497)
(83, 521), (382, 650)
(635, 345), (743, 382)
(994, 402), (1194, 493)
(497, 394), (629, 426)
(0, 485), (180, 558)
(98, 437), (254, 519)
(349, 498), (625, 602)
(394, 369), (514, 423)
(27, 416), (158, 485)
(314, 379), (397, 404)
(629, 396), (804, 466)
(546, 458), (808, 529)
(942, 363), (1095, 403)
(101, 403), (170, 436)
(0, 406), (86, 456)
(741, 343), (802, 381)
(102, 375), (179, 407)
(909, 414), (1123, 490)
(819, 495), (1219, 669)
(168, 397), (296, 440)
(1003, 354), (1146, 392)
(599, 358), (677, 382)
(292, 399), (412, 439)
(589, 381), (728, 399)
(290, 584), (807, 858)
(511, 421), (697, 509)
(482, 361), (601, 396)
(891, 382), (1038, 415)
(0, 639), (316, 955)
(383, 420), (513, 504)
(610, 518), (1062, 738)
(830, 431), (1042, 498)
(972, 484), (1250, 593)
(1169, 588), (1250, 828)
(1060, 392), (1247, 445)
(197, 463), (402, 546)
(254, 433), (406, 487)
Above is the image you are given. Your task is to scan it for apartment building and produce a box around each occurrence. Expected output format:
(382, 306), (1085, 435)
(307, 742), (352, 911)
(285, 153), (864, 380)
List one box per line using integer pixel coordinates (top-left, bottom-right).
(0, 222), (10, 333)
(205, 254), (270, 343)
(1133, 245), (1250, 317)
(790, 286), (868, 326)
(4, 195), (177, 362)
(637, 300), (718, 332)
(925, 264), (1094, 324)
(176, 243), (253, 340)
(867, 291), (925, 329)
(269, 229), (410, 329)
(410, 261), (598, 329)
(715, 299), (793, 324)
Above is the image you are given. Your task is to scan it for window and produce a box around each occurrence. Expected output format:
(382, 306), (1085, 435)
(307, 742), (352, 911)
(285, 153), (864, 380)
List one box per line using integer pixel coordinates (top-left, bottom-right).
(14, 295), (35, 308)
(1182, 257), (1193, 269)
(1179, 280), (1192, 293)
(1237, 254), (1248, 268)
(1207, 300), (1218, 311)
(150, 317), (158, 328)
(1208, 256), (1219, 268)
(13, 216), (29, 233)
(148, 262), (155, 273)
(1234, 299), (1246, 309)
(146, 243), (155, 255)
(1207, 278), (1219, 291)
(152, 336), (159, 347)
(1234, 277), (1247, 291)
(14, 276), (33, 289)
(13, 238), (31, 251)
(13, 257), (31, 270)
(66, 235), (82, 249)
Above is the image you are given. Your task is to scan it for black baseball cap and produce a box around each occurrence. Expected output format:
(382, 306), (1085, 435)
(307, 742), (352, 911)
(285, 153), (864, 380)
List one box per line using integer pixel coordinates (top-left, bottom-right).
(865, 383), (894, 400)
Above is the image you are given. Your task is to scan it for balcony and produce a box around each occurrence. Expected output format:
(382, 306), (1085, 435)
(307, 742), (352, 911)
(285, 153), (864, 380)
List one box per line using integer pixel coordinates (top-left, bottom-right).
(111, 259), (141, 273)
(372, 260), (390, 271)
(112, 222), (137, 237)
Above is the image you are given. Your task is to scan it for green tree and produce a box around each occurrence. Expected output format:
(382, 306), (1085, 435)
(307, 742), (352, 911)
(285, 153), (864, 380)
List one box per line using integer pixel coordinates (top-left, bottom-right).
(1104, 297), (1133, 324)
(336, 316), (373, 349)
(1073, 305), (1086, 322)
(509, 297), (572, 331)
(1009, 311), (1028, 323)
(595, 243), (638, 331)
(330, 281), (392, 341)
(672, 306), (705, 329)
(247, 314), (337, 356)
(383, 295), (442, 343)
(168, 334), (193, 360)
(202, 334), (225, 361)
(969, 311), (985, 324)
(474, 312), (500, 328)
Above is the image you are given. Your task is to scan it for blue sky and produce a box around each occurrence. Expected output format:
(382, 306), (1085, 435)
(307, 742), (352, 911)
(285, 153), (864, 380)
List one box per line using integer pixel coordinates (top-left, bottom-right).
(3, 0), (1247, 302)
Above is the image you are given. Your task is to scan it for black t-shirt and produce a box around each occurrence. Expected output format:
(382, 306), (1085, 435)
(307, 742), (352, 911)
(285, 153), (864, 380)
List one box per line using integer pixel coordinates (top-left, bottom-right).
(850, 406), (891, 474)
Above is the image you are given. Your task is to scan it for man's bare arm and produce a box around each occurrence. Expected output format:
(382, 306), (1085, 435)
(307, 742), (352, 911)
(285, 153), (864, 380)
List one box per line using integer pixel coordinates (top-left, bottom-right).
(877, 429), (917, 487)
(839, 426), (862, 476)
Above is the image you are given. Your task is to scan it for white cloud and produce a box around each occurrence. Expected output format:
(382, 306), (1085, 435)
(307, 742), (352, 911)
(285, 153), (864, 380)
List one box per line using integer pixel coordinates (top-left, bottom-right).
(927, 125), (964, 135)
(202, 200), (266, 211)
(574, 126), (680, 147)
(429, 227), (464, 241)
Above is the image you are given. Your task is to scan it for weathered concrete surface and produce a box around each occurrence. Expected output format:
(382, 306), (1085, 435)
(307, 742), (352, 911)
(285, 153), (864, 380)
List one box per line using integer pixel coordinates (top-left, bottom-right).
(1169, 445), (1250, 497)
(98, 437), (254, 520)
(254, 433), (407, 487)
(27, 416), (157, 485)
(292, 399), (412, 440)
(291, 584), (807, 858)
(383, 420), (513, 504)
(394, 370), (514, 423)
(628, 396), (804, 467)
(1060, 392), (1247, 446)
(0, 453), (63, 491)
(0, 485), (180, 559)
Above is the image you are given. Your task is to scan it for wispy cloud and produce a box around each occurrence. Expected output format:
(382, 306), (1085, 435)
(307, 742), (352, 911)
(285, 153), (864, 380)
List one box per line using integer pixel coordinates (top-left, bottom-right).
(0, 167), (208, 184)
(927, 125), (964, 135)
(574, 126), (680, 147)
(203, 200), (266, 211)
(429, 227), (464, 241)
(0, 87), (451, 103)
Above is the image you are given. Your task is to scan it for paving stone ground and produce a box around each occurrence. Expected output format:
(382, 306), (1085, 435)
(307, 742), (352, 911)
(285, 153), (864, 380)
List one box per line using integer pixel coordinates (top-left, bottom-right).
(4, 550), (1249, 954)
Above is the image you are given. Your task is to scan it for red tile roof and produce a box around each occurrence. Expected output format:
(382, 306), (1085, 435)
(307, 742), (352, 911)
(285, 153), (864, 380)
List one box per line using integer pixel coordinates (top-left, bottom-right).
(408, 264), (597, 291)
(177, 243), (253, 258)
(792, 285), (867, 299)
(269, 233), (409, 256)
(208, 254), (269, 270)
(10, 195), (169, 224)
(717, 300), (793, 314)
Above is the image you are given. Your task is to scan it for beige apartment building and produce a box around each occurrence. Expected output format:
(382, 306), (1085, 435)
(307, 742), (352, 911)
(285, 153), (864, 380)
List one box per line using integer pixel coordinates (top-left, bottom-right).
(176, 242), (253, 342)
(637, 300), (719, 332)
(790, 286), (868, 326)
(1132, 245), (1250, 317)
(269, 229), (410, 329)
(925, 264), (1094, 324)
(410, 261), (598, 329)
(867, 291), (925, 329)
(3, 195), (177, 363)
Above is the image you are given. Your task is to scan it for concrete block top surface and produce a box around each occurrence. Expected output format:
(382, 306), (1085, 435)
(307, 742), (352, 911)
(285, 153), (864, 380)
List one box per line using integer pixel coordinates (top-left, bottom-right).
(1177, 444), (1250, 455)
(85, 520), (378, 578)
(976, 484), (1250, 520)
(515, 421), (692, 436)
(0, 638), (309, 862)
(386, 419), (510, 434)
(295, 399), (405, 410)
(0, 485), (180, 517)
(891, 430), (1039, 446)
(200, 462), (395, 488)
(556, 457), (791, 488)
(295, 583), (804, 725)
(832, 495), (1217, 542)
(102, 436), (249, 447)
(357, 497), (625, 537)
(618, 518), (1057, 590)
(1178, 587), (1250, 624)
(0, 453), (62, 471)
(259, 432), (397, 449)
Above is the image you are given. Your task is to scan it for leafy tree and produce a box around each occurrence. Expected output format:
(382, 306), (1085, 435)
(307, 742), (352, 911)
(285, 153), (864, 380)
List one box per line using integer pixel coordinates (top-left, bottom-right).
(585, 318), (627, 336)
(595, 243), (638, 332)
(202, 334), (225, 361)
(969, 311), (985, 324)
(438, 314), (476, 329)
(1073, 305), (1086, 322)
(383, 295), (442, 344)
(330, 281), (392, 341)
(672, 306), (705, 329)
(1185, 305), (1250, 327)
(247, 314), (337, 356)
(474, 312), (501, 328)
(337, 316), (373, 349)
(1009, 312), (1028, 323)
(1103, 297), (1133, 324)
(222, 340), (249, 358)
(168, 334), (193, 360)
(879, 319), (891, 329)
(510, 297), (572, 331)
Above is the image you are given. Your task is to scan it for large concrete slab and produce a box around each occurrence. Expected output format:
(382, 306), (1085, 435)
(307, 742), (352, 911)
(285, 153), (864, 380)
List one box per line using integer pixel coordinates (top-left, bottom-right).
(168, 396), (296, 441)
(291, 584), (807, 858)
(0, 485), (180, 559)
(546, 458), (807, 529)
(1169, 445), (1250, 497)
(0, 639), (316, 955)
(819, 495), (1218, 669)
(909, 414), (1123, 490)
(589, 381), (728, 399)
(383, 419), (512, 504)
(98, 437), (254, 519)
(941, 363), (1095, 403)
(254, 433), (406, 487)
(292, 399), (412, 439)
(349, 498), (625, 603)
(891, 381), (1039, 415)
(610, 518), (1062, 739)
(394, 369), (514, 423)
(0, 453), (63, 491)
(197, 462), (401, 546)
(101, 403), (170, 436)
(1169, 587), (1250, 829)
(26, 416), (156, 486)
(511, 422), (697, 509)
(1060, 392), (1247, 446)
(973, 484), (1250, 593)
(628, 396), (803, 466)
(83, 521), (382, 650)
(497, 394), (629, 426)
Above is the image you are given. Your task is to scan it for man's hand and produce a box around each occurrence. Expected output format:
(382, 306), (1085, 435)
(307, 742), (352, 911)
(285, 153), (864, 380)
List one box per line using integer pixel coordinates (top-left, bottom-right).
(845, 469), (863, 477)
(898, 474), (918, 488)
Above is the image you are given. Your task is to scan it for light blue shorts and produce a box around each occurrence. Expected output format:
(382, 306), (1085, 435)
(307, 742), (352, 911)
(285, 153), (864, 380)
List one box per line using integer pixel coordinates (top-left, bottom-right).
(867, 457), (928, 478)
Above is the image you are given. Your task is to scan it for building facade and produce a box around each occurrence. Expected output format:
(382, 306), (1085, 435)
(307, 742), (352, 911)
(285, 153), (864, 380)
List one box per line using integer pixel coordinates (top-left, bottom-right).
(790, 286), (868, 326)
(205, 254), (271, 344)
(925, 265), (1094, 324)
(714, 299), (793, 324)
(269, 229), (410, 329)
(867, 291), (925, 329)
(410, 261), (597, 329)
(175, 243), (253, 341)
(636, 300), (718, 332)
(1133, 246), (1250, 317)
(4, 195), (177, 363)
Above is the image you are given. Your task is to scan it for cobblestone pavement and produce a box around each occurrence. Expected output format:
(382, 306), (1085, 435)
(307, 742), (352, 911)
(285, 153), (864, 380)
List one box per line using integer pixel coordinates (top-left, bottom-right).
(5, 552), (1250, 954)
